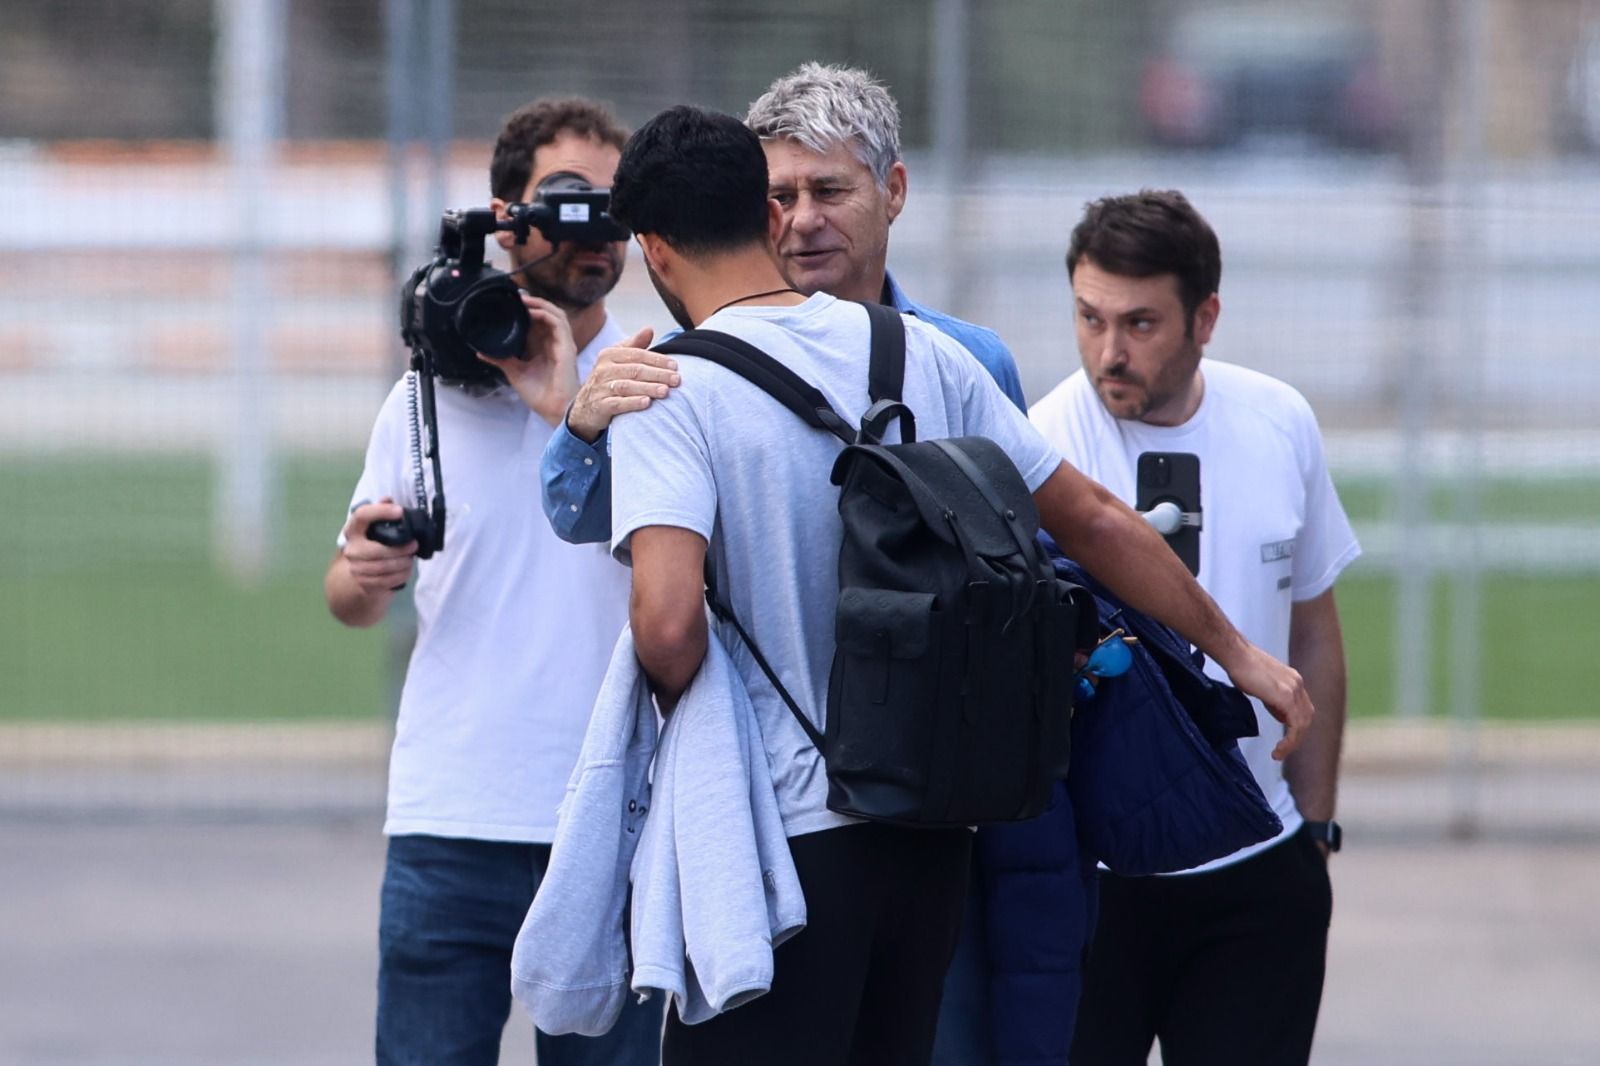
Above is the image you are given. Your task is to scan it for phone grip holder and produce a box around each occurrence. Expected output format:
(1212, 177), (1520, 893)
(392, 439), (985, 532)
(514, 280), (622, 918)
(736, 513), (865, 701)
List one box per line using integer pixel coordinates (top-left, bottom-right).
(1140, 500), (1201, 536)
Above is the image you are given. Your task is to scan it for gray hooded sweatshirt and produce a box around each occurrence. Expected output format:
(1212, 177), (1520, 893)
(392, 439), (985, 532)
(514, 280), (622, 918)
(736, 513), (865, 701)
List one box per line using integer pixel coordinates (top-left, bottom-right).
(510, 624), (806, 1035)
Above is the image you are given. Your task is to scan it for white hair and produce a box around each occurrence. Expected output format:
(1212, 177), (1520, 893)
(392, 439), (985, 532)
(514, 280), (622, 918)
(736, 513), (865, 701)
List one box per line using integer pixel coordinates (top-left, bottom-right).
(745, 62), (902, 186)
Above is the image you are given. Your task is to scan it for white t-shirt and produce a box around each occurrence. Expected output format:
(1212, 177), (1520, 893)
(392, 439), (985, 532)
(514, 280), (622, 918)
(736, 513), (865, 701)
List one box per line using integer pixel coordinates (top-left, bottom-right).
(1029, 359), (1360, 872)
(343, 318), (631, 843)
(609, 294), (1062, 838)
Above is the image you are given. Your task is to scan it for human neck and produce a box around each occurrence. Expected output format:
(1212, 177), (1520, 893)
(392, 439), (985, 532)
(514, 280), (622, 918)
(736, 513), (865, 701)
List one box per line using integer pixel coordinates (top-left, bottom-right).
(1139, 368), (1206, 428)
(682, 249), (807, 326)
(837, 261), (886, 306)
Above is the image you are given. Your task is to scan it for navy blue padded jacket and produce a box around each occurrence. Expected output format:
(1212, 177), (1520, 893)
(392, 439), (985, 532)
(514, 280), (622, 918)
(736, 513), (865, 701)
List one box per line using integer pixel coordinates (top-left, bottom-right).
(976, 538), (1282, 1065)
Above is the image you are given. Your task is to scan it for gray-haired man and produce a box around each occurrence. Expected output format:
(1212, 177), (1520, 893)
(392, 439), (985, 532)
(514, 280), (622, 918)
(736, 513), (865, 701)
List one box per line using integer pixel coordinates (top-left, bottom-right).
(538, 62), (1027, 543)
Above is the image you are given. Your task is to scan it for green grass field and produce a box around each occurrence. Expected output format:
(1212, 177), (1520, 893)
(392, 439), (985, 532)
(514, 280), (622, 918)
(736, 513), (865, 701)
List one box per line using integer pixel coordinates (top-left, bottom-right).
(4, 455), (390, 721)
(3, 454), (1597, 721)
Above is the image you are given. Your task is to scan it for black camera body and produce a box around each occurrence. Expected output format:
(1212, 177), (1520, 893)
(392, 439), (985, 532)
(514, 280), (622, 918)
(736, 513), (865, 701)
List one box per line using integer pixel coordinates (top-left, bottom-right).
(368, 504), (441, 557)
(398, 179), (628, 387)
(399, 208), (522, 387)
(371, 179), (627, 559)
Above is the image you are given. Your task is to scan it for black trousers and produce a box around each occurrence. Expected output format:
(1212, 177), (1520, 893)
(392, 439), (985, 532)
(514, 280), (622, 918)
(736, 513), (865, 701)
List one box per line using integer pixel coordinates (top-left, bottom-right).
(1072, 830), (1333, 1066)
(662, 822), (972, 1066)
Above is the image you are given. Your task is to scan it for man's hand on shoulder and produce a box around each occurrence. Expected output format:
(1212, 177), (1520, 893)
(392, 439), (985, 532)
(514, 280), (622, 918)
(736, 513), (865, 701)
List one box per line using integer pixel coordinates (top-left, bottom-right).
(1216, 640), (1315, 761)
(478, 294), (581, 426)
(566, 327), (678, 443)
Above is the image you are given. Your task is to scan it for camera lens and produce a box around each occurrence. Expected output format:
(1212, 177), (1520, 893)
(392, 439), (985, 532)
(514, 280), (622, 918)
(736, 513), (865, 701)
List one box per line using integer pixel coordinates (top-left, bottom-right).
(455, 278), (527, 359)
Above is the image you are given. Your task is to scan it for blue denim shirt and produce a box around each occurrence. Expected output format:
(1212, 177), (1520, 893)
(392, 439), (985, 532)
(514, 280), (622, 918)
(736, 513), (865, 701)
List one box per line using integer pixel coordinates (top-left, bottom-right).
(538, 272), (1027, 544)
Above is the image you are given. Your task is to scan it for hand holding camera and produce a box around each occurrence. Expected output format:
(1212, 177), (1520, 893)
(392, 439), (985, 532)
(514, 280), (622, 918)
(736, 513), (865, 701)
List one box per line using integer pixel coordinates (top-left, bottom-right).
(477, 293), (581, 427)
(399, 181), (628, 390)
(344, 498), (419, 594)
(383, 178), (627, 558)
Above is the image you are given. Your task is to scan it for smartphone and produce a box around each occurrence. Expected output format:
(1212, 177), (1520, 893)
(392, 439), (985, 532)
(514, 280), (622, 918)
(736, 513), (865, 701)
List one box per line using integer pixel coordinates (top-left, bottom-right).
(1136, 451), (1202, 576)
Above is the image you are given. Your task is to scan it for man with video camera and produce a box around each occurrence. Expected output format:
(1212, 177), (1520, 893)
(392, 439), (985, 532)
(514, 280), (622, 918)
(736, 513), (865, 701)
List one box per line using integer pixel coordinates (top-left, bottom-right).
(323, 97), (663, 1066)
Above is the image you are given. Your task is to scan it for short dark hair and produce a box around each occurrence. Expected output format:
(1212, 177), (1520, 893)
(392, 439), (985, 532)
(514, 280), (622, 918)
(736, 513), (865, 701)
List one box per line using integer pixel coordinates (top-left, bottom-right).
(1066, 190), (1222, 324)
(489, 97), (629, 202)
(608, 105), (771, 255)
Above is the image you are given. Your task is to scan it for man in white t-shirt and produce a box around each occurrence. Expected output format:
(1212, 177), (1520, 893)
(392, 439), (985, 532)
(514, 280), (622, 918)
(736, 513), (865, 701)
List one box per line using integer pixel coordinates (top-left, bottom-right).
(602, 106), (1315, 1066)
(1029, 190), (1360, 1066)
(323, 98), (661, 1066)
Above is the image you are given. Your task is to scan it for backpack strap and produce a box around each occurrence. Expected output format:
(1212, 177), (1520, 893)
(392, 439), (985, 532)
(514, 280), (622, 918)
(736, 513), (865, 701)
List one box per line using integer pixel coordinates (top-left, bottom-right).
(857, 301), (916, 443)
(654, 331), (854, 445)
(701, 559), (827, 752)
(647, 301), (910, 756)
(863, 300), (906, 404)
(930, 438), (1045, 629)
(930, 438), (1042, 566)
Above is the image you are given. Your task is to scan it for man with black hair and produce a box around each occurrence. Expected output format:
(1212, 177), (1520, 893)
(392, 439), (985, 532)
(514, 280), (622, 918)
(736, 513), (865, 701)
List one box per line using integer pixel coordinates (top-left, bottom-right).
(325, 96), (662, 1066)
(604, 105), (1315, 1066)
(1031, 189), (1358, 1066)
(538, 62), (1023, 546)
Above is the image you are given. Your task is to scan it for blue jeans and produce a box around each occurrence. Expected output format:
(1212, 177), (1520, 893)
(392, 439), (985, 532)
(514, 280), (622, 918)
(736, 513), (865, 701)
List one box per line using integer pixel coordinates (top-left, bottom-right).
(376, 834), (663, 1065)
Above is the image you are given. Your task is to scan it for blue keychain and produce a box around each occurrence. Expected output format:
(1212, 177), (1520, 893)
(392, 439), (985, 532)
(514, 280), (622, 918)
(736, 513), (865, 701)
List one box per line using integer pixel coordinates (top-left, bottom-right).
(1073, 628), (1136, 703)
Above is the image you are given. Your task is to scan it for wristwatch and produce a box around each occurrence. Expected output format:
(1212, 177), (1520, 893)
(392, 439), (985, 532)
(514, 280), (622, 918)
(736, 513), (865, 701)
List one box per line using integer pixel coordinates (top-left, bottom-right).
(1300, 820), (1342, 853)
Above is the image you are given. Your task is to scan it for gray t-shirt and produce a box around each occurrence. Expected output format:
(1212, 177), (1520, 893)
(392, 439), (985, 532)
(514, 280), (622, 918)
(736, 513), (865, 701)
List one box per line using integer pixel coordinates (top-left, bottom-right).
(610, 293), (1061, 837)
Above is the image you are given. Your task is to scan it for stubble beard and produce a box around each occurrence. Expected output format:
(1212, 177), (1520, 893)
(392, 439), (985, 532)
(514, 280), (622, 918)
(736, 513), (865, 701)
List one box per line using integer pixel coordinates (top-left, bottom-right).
(645, 260), (694, 332)
(515, 245), (621, 312)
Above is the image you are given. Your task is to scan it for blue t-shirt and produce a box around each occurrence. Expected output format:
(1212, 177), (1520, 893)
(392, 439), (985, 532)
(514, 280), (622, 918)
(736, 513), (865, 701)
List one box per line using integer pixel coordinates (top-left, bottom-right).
(538, 272), (1027, 544)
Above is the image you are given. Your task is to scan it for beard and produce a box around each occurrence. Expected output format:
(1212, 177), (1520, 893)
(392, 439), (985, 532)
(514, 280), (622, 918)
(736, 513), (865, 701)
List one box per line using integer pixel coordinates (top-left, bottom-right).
(513, 242), (623, 311)
(1094, 337), (1204, 422)
(646, 260), (695, 332)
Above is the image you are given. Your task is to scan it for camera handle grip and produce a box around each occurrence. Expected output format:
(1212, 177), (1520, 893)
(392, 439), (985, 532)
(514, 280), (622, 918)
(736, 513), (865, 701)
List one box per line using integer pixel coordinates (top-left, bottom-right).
(366, 516), (416, 591)
(366, 518), (414, 548)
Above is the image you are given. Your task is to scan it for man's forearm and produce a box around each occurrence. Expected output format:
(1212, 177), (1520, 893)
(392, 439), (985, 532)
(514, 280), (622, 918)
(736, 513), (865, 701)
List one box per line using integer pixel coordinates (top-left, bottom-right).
(632, 606), (707, 713)
(630, 589), (707, 713)
(628, 525), (711, 712)
(1283, 592), (1348, 820)
(1036, 464), (1246, 667)
(324, 552), (394, 628)
(540, 419), (614, 545)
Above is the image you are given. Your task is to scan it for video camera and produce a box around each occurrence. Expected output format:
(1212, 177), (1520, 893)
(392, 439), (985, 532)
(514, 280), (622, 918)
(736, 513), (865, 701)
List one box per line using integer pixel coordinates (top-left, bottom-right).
(398, 174), (630, 387)
(367, 178), (628, 558)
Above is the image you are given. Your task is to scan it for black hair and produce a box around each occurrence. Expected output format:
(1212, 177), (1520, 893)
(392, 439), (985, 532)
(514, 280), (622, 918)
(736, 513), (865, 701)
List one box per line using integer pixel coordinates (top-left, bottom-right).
(1066, 190), (1222, 324)
(489, 97), (628, 203)
(608, 105), (771, 255)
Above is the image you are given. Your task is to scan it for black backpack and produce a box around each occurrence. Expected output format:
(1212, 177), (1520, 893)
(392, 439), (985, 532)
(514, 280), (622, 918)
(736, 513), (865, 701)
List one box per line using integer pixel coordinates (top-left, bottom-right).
(656, 301), (1092, 828)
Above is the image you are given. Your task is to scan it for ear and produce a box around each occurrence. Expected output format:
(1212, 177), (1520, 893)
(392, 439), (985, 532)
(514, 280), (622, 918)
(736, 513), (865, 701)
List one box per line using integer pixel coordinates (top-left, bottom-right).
(490, 197), (514, 251)
(766, 198), (784, 244)
(883, 161), (908, 225)
(636, 233), (668, 277)
(1192, 293), (1221, 347)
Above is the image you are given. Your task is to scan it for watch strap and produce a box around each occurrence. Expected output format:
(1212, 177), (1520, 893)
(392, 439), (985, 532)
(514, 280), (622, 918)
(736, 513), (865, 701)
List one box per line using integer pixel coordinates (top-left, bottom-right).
(1300, 819), (1342, 852)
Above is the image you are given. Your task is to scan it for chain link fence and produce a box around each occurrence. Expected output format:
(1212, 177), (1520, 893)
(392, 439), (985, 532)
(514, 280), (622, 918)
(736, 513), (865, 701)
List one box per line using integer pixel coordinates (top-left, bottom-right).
(3, 0), (1598, 832)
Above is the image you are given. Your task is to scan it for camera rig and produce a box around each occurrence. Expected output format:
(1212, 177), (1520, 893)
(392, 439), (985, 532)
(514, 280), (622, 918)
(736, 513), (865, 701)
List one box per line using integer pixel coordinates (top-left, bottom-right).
(366, 179), (628, 559)
(365, 350), (447, 558)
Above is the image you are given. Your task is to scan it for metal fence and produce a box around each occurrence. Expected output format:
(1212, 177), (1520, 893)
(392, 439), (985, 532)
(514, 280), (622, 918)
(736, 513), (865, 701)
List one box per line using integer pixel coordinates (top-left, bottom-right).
(3, 0), (1599, 830)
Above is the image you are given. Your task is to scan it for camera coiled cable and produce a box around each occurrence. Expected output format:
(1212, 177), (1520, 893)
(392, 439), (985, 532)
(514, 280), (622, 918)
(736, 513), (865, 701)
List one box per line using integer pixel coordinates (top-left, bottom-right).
(404, 369), (428, 513)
